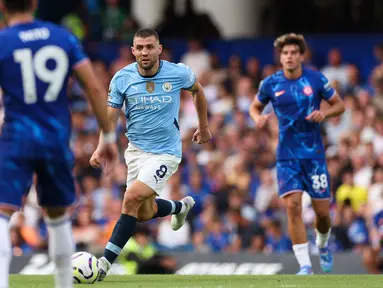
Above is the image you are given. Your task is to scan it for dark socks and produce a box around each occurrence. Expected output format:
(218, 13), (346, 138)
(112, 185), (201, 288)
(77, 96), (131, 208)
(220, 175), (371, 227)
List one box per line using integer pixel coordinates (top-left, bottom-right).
(153, 198), (182, 218)
(104, 214), (137, 264)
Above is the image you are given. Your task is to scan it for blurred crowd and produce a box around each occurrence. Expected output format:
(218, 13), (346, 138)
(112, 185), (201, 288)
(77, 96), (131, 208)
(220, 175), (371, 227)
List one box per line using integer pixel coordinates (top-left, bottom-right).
(1, 1), (383, 276)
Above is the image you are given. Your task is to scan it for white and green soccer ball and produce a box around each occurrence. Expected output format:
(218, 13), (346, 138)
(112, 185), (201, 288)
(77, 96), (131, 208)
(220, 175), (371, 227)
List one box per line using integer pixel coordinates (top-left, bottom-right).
(72, 252), (99, 284)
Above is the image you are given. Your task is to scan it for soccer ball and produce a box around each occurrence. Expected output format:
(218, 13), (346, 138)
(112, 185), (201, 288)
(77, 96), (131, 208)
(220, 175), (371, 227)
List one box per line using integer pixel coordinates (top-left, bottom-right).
(72, 252), (99, 284)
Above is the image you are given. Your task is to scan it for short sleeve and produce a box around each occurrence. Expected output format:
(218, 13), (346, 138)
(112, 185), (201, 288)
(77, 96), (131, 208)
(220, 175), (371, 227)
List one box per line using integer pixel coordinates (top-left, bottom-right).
(177, 63), (196, 90)
(256, 80), (270, 104)
(68, 33), (88, 69)
(318, 72), (335, 100)
(108, 73), (124, 109)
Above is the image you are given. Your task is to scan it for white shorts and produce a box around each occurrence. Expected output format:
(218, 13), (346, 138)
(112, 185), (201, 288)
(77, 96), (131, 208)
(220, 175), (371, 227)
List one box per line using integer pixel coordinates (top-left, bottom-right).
(124, 143), (181, 196)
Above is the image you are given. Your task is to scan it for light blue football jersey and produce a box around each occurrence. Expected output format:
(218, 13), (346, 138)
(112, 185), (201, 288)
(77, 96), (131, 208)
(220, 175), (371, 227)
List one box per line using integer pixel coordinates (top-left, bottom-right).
(108, 60), (196, 158)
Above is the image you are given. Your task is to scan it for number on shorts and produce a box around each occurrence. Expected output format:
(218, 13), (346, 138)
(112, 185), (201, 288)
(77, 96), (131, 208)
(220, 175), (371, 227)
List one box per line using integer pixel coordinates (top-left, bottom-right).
(153, 165), (168, 184)
(311, 174), (328, 190)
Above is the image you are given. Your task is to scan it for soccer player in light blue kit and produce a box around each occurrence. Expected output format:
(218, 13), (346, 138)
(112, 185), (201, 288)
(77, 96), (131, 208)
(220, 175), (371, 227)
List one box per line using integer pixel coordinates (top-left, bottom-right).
(90, 28), (211, 280)
(0, 0), (118, 287)
(250, 34), (345, 275)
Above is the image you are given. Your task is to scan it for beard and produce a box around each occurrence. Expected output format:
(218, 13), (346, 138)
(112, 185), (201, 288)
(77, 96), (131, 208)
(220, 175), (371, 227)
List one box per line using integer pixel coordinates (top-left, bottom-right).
(138, 58), (157, 71)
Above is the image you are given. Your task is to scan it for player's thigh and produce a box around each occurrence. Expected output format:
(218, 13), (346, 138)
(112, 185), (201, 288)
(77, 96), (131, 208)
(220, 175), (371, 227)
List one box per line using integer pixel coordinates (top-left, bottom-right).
(0, 153), (34, 213)
(125, 146), (144, 189)
(137, 154), (180, 197)
(36, 159), (76, 208)
(302, 159), (330, 200)
(277, 160), (304, 198)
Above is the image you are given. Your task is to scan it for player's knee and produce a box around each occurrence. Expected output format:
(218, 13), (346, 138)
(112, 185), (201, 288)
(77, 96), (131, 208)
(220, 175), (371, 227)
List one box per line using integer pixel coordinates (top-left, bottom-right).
(123, 189), (145, 211)
(285, 200), (302, 218)
(44, 207), (67, 219)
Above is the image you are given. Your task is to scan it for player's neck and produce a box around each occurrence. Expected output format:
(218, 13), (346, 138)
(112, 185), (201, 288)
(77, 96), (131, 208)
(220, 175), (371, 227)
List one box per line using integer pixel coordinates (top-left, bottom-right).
(283, 66), (302, 80)
(138, 60), (160, 77)
(7, 13), (34, 26)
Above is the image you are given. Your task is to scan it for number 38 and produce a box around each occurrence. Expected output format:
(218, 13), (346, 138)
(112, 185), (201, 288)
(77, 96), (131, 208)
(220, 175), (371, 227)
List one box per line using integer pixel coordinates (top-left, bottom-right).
(311, 174), (328, 190)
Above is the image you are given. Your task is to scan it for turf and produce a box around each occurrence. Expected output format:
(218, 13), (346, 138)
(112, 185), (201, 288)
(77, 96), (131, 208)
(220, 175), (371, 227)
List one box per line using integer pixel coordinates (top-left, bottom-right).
(9, 275), (382, 288)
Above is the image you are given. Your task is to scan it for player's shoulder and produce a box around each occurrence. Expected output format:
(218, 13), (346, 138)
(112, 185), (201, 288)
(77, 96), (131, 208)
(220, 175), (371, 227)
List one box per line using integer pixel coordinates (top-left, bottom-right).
(161, 60), (192, 74)
(113, 62), (137, 79)
(303, 67), (326, 80)
(261, 70), (284, 87)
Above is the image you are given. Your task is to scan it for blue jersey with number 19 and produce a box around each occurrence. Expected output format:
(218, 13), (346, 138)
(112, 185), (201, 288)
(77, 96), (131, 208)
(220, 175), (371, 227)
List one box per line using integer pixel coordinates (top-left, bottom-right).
(0, 20), (87, 159)
(0, 20), (88, 209)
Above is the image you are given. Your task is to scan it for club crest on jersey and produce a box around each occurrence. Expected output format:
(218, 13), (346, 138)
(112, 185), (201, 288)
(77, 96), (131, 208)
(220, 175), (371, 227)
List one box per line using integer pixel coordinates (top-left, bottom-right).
(162, 82), (173, 92)
(303, 86), (313, 96)
(146, 81), (155, 93)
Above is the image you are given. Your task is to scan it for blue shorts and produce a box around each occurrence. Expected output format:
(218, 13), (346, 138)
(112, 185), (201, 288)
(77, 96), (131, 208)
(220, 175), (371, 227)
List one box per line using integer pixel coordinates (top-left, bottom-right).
(276, 158), (330, 199)
(0, 152), (76, 210)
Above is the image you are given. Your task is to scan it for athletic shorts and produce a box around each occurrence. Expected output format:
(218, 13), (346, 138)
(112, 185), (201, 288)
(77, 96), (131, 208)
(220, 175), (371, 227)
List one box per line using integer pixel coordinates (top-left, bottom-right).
(124, 143), (181, 196)
(0, 144), (75, 210)
(276, 158), (330, 199)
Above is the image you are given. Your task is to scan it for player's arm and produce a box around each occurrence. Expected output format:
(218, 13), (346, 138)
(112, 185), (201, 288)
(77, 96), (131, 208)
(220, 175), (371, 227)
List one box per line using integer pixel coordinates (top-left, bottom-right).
(187, 81), (211, 144)
(73, 63), (113, 136)
(249, 80), (271, 129)
(306, 73), (345, 122)
(97, 107), (120, 148)
(322, 93), (345, 119)
(187, 81), (209, 129)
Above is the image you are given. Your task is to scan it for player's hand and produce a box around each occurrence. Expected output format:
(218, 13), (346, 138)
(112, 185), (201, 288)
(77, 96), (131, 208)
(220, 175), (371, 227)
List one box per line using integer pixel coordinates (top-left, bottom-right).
(254, 114), (271, 129)
(192, 127), (211, 144)
(306, 110), (325, 123)
(90, 143), (119, 175)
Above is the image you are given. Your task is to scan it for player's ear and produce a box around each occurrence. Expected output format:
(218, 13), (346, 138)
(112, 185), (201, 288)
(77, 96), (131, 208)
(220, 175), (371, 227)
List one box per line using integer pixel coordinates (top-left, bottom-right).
(131, 46), (135, 55)
(158, 44), (163, 55)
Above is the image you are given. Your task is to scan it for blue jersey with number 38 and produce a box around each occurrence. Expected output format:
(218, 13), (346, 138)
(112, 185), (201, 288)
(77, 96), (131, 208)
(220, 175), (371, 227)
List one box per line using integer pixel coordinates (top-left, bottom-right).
(0, 20), (87, 159)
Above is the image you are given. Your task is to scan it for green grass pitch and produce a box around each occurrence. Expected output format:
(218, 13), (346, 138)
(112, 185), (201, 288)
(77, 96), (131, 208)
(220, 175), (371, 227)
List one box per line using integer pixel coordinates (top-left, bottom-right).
(9, 275), (383, 287)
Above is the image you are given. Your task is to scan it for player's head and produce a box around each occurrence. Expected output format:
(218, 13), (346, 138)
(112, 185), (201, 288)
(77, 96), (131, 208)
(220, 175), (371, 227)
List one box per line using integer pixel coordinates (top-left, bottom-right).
(1, 0), (37, 14)
(132, 28), (162, 71)
(274, 33), (307, 72)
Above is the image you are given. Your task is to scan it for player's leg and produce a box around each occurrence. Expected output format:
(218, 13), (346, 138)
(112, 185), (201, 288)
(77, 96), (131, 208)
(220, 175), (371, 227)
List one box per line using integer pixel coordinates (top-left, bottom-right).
(277, 160), (313, 275)
(0, 154), (34, 288)
(133, 155), (194, 229)
(37, 159), (77, 288)
(137, 194), (194, 229)
(98, 179), (155, 280)
(304, 159), (333, 273)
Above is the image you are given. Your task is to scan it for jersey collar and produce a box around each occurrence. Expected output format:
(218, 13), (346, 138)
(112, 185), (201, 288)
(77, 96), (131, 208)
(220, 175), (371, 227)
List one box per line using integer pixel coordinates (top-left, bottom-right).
(137, 60), (163, 78)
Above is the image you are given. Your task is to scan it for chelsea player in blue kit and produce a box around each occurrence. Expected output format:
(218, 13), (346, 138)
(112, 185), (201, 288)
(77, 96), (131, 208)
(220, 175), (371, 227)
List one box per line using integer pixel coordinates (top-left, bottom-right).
(250, 34), (345, 275)
(0, 0), (118, 287)
(89, 28), (211, 280)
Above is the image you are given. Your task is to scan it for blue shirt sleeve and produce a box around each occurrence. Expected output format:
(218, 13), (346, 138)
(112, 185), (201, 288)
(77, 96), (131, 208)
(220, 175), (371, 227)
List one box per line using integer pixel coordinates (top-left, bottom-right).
(256, 79), (270, 104)
(318, 72), (335, 100)
(177, 63), (196, 90)
(108, 73), (124, 109)
(68, 33), (88, 68)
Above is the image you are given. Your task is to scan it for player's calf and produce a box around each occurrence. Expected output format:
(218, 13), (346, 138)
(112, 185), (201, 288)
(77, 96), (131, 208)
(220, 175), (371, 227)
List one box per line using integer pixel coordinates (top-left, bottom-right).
(43, 207), (74, 288)
(312, 199), (333, 273)
(100, 181), (154, 281)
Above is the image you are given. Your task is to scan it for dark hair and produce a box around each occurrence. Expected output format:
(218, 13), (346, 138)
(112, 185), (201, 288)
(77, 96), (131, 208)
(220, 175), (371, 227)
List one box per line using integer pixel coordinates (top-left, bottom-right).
(134, 28), (159, 41)
(274, 33), (307, 55)
(3, 0), (33, 13)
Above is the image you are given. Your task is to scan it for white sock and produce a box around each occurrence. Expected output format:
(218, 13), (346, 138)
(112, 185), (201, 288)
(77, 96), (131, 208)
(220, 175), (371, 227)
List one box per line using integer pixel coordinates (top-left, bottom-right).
(0, 216), (11, 288)
(316, 228), (331, 249)
(45, 214), (74, 288)
(292, 242), (312, 268)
